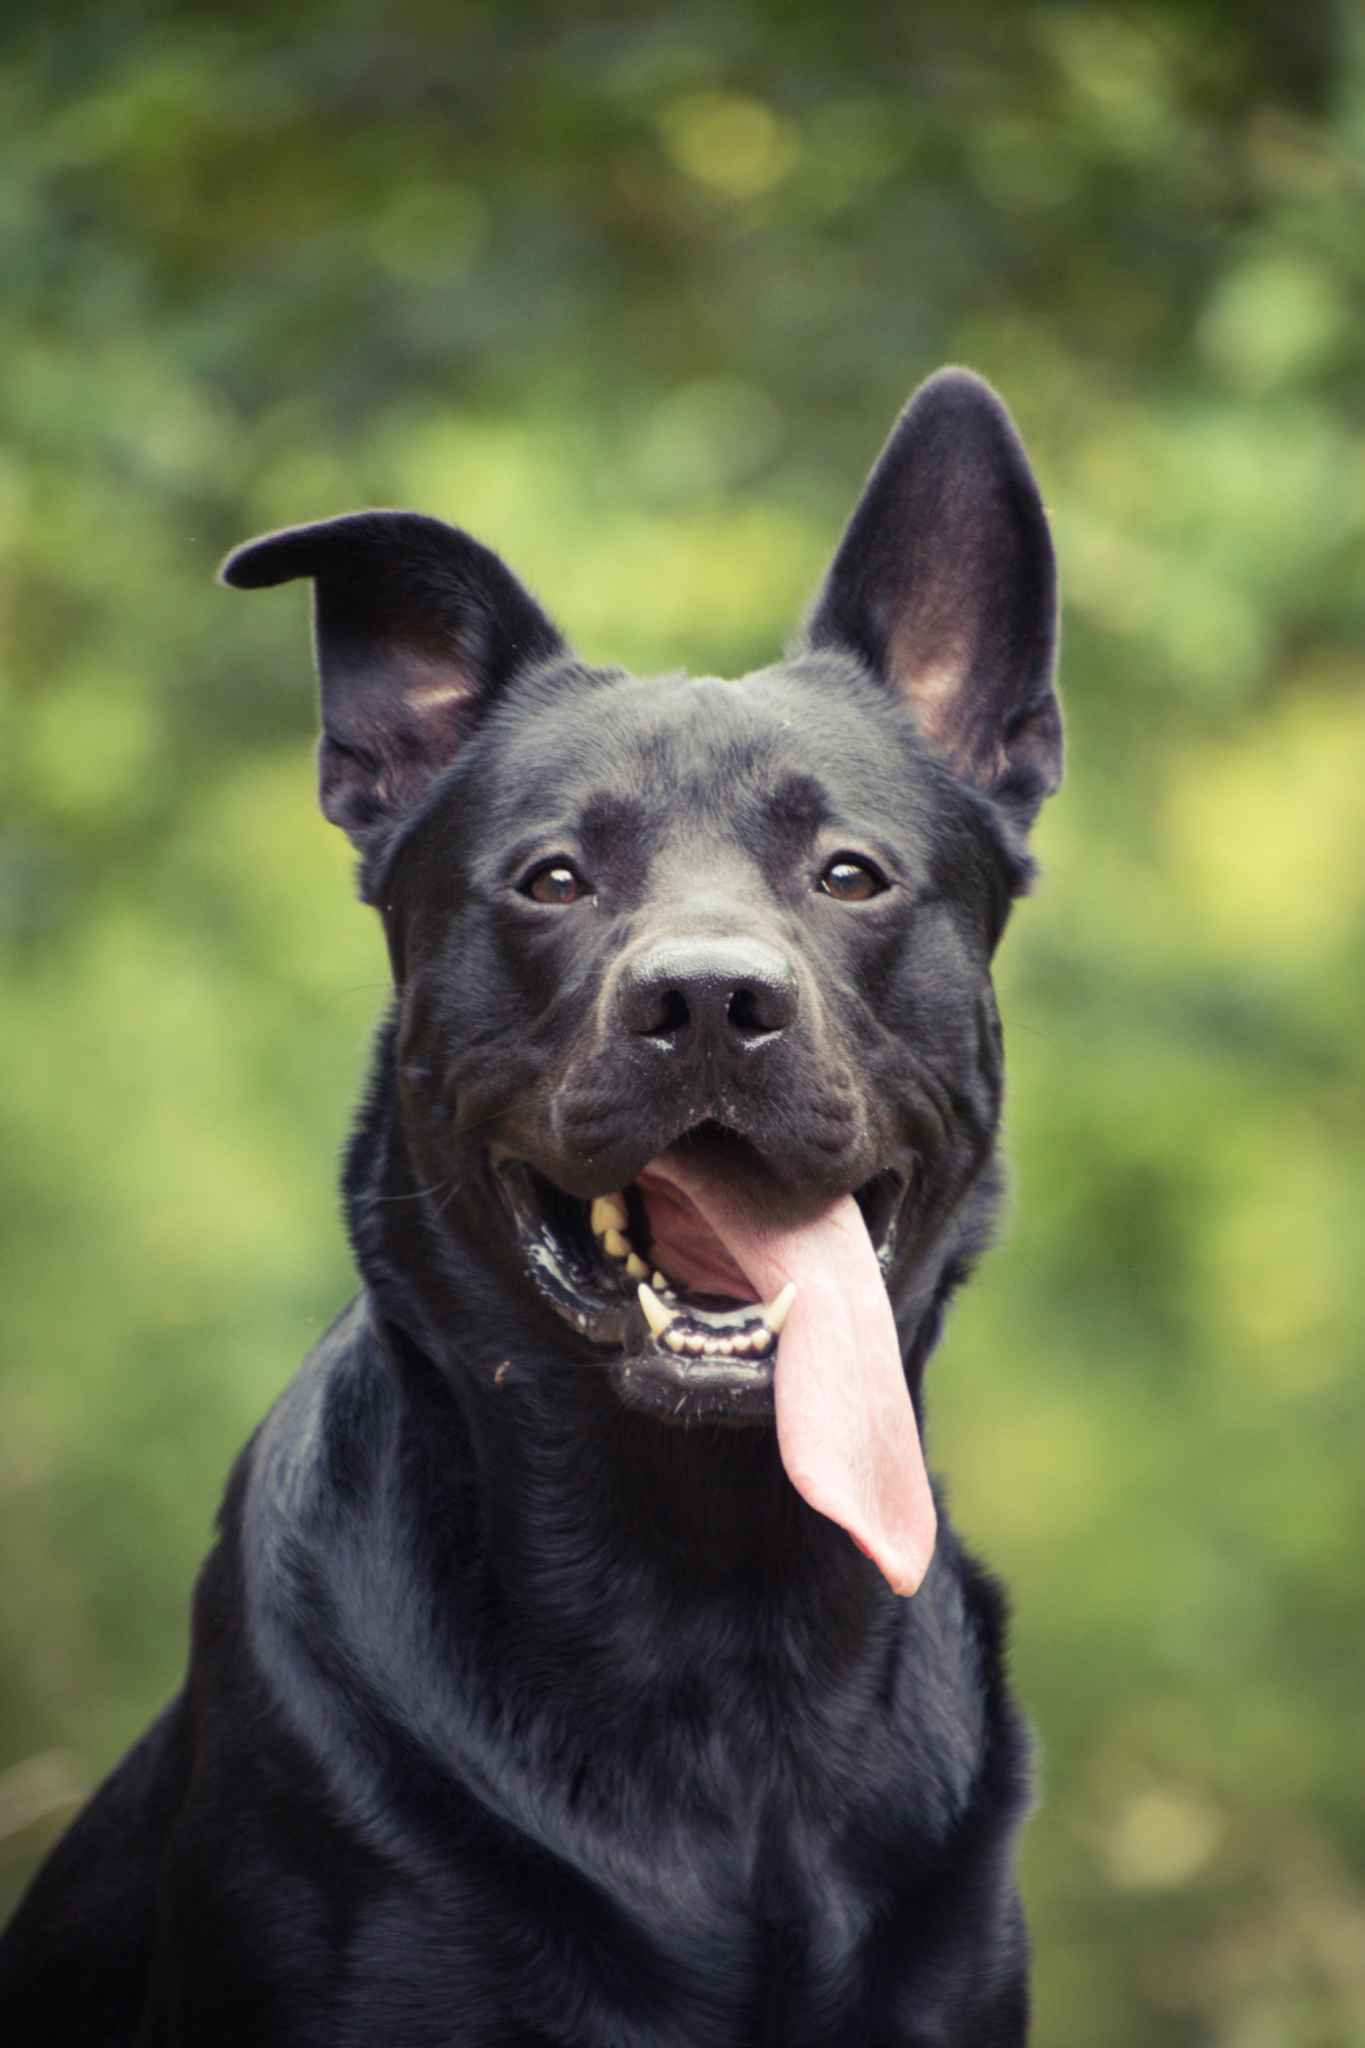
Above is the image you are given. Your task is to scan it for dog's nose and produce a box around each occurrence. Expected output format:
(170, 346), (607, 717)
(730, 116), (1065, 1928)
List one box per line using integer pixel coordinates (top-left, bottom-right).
(618, 936), (798, 1051)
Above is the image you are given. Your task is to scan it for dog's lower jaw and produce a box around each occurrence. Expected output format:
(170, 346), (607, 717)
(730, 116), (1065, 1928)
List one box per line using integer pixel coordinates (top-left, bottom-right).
(606, 1345), (777, 1427)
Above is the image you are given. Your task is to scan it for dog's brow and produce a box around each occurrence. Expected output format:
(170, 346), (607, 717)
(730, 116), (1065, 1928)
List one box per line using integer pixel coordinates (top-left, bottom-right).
(768, 772), (829, 830)
(578, 790), (649, 844)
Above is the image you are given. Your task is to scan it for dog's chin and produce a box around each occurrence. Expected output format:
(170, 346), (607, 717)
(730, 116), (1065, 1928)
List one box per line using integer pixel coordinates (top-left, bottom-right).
(490, 1129), (905, 1429)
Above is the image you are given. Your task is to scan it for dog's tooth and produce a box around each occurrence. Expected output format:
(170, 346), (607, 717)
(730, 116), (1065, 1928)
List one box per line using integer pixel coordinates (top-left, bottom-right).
(638, 1283), (677, 1338)
(751, 1326), (774, 1356)
(684, 1333), (705, 1355)
(591, 1195), (627, 1236)
(651, 1270), (670, 1291)
(664, 1329), (686, 1353)
(730, 1332), (753, 1357)
(763, 1283), (797, 1335)
(625, 1252), (649, 1281)
(602, 1227), (630, 1260)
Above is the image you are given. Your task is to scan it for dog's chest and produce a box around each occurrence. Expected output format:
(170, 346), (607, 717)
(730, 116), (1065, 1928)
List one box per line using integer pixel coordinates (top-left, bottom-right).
(340, 1791), (900, 2048)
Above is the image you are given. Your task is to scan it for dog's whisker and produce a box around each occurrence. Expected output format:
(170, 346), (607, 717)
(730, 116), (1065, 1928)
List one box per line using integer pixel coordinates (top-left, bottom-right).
(448, 1078), (555, 1145)
(429, 1179), (464, 1224)
(1007, 1019), (1057, 1044)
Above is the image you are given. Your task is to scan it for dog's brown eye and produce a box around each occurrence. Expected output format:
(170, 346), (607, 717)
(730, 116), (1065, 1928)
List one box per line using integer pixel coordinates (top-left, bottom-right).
(523, 862), (586, 906)
(819, 856), (886, 902)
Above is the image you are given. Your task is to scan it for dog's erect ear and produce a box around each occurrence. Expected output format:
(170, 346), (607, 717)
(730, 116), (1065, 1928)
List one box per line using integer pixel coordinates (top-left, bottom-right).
(220, 512), (565, 848)
(805, 369), (1061, 827)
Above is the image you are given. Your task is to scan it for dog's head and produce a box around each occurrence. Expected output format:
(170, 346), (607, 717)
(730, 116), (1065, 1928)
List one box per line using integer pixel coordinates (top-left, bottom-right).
(223, 369), (1060, 1591)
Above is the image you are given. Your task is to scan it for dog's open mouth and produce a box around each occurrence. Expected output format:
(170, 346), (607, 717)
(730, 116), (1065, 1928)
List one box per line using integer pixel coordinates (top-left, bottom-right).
(493, 1125), (902, 1418)
(493, 1125), (933, 1594)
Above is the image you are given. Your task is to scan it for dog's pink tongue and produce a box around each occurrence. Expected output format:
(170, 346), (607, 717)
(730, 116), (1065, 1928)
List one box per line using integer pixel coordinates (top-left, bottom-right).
(646, 1159), (936, 1596)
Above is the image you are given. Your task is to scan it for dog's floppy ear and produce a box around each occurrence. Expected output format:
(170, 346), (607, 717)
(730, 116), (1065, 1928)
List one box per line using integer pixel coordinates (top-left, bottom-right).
(805, 369), (1061, 828)
(220, 512), (565, 848)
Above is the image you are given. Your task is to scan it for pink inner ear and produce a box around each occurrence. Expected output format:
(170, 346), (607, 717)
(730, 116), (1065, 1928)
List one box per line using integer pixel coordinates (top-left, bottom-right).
(392, 655), (482, 796)
(375, 655), (479, 811)
(888, 574), (1030, 798)
(393, 643), (481, 710)
(888, 614), (986, 787)
(322, 649), (483, 836)
(405, 673), (479, 715)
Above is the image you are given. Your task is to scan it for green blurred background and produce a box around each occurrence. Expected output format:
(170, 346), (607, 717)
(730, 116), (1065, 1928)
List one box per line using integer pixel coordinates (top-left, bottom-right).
(2, 2), (1363, 2039)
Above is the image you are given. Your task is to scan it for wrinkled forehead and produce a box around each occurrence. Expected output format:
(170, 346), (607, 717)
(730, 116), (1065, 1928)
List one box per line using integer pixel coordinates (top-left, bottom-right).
(461, 656), (932, 861)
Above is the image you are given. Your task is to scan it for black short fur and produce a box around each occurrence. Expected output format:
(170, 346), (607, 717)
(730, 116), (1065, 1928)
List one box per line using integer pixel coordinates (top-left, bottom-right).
(1, 368), (1061, 2045)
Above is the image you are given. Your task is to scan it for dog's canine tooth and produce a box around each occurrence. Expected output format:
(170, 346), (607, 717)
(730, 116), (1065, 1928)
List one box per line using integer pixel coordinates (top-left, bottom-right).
(590, 1194), (627, 1236)
(637, 1283), (676, 1338)
(602, 1227), (630, 1260)
(624, 1252), (648, 1281)
(763, 1283), (797, 1335)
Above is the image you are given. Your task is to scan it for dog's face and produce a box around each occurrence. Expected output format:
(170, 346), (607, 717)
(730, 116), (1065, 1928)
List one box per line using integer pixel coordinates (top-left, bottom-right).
(224, 369), (1060, 1592)
(380, 652), (1011, 1364)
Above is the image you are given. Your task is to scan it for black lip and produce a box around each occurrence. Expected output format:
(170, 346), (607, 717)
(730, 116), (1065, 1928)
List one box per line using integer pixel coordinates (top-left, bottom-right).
(490, 1147), (907, 1428)
(492, 1155), (629, 1347)
(610, 1345), (776, 1427)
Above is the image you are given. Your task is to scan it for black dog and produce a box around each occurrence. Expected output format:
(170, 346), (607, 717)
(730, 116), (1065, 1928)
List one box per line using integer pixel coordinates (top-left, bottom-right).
(2, 368), (1062, 2044)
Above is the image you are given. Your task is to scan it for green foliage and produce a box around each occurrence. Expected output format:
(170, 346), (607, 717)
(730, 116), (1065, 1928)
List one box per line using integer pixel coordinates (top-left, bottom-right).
(2, 3), (1363, 2037)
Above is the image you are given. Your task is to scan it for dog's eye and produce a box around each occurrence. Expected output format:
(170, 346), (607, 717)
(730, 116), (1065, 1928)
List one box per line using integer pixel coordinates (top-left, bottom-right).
(522, 861), (587, 906)
(819, 856), (887, 902)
